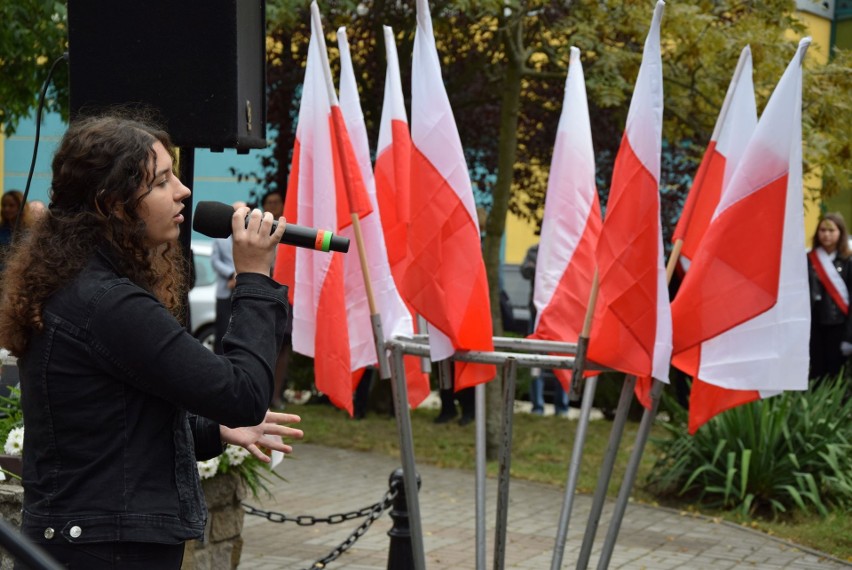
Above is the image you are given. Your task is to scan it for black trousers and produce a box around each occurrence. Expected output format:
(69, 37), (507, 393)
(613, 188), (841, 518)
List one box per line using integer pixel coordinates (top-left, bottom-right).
(19, 540), (184, 570)
(809, 322), (847, 382)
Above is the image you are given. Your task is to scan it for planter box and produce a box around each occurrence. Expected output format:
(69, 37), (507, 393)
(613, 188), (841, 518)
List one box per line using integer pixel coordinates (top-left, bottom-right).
(0, 482), (24, 570)
(181, 472), (247, 570)
(0, 456), (22, 480)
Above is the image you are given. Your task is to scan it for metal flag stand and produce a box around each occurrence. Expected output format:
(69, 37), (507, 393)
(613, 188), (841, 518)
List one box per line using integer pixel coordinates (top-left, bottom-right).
(579, 160), (707, 568)
(551, 269), (600, 569)
(574, 374), (638, 569)
(385, 335), (610, 569)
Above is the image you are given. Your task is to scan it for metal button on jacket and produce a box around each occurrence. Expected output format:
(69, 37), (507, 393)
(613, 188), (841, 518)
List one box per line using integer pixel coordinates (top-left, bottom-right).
(43, 527), (54, 540)
(69, 526), (82, 538)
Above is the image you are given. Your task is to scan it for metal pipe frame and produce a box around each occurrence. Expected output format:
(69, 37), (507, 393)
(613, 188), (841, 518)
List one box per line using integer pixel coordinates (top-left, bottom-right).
(384, 336), (614, 569)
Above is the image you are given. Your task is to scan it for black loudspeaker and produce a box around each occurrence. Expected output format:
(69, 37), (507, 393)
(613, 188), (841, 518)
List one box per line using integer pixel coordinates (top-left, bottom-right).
(67, 0), (267, 152)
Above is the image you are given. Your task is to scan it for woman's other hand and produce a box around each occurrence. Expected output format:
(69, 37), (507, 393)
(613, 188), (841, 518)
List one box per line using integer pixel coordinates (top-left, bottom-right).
(220, 411), (303, 463)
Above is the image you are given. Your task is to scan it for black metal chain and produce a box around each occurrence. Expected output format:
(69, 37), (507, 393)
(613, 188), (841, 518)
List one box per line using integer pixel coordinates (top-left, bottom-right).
(242, 482), (399, 569)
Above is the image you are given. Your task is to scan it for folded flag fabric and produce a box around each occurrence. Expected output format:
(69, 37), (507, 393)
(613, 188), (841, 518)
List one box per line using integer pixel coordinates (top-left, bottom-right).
(587, 0), (672, 406)
(671, 46), (757, 276)
(671, 39), (812, 434)
(406, 0), (495, 390)
(337, 26), (430, 408)
(273, 3), (372, 415)
(528, 46), (602, 391)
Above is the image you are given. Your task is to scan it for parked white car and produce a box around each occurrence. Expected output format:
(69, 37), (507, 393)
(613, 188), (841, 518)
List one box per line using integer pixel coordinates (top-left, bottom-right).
(189, 241), (217, 351)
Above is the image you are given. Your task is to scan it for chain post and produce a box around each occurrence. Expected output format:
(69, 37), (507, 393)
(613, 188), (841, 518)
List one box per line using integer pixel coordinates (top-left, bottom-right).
(242, 482), (398, 569)
(386, 467), (421, 570)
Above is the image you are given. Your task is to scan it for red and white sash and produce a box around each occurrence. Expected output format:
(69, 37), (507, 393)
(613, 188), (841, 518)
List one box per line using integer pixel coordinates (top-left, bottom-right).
(808, 247), (849, 315)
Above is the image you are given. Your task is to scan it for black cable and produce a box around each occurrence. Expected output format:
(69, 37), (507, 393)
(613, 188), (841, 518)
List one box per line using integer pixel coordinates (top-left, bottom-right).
(12, 52), (69, 239)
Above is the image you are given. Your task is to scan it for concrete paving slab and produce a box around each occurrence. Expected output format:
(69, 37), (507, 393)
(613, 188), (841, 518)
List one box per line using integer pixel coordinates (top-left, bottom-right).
(238, 444), (851, 569)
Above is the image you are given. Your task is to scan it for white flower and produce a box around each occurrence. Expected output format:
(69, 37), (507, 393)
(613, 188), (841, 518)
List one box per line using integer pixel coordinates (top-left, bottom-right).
(196, 457), (221, 480)
(223, 444), (250, 467)
(4, 427), (24, 456)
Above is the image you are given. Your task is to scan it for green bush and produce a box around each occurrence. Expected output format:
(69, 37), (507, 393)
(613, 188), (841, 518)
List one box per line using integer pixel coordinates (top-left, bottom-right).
(591, 372), (646, 421)
(0, 386), (23, 449)
(647, 374), (852, 518)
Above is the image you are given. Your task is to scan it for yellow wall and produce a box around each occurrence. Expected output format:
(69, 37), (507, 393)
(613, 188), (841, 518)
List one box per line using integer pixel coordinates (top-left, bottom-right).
(789, 13), (832, 63)
(0, 128), (4, 196)
(803, 169), (824, 241)
(792, 10), (833, 238)
(504, 211), (539, 265)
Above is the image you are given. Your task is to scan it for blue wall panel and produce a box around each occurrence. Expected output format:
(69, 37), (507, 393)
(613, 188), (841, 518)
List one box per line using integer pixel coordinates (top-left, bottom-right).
(3, 113), (274, 243)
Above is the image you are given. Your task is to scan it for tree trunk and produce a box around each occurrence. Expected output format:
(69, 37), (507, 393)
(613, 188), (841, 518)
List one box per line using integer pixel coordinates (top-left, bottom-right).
(483, 19), (524, 461)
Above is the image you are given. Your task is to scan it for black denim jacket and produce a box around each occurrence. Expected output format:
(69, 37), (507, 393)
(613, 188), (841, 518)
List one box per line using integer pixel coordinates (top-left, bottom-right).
(18, 249), (289, 545)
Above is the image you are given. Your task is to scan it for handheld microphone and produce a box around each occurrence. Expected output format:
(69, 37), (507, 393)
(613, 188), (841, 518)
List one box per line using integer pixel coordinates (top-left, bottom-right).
(193, 201), (350, 253)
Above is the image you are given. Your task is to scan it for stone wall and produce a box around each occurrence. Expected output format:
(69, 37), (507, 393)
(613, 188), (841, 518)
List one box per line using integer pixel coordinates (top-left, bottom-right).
(0, 482), (23, 570)
(182, 472), (247, 570)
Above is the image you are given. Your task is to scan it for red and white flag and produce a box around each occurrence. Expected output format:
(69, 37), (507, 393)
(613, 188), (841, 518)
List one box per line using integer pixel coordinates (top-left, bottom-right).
(671, 38), (812, 434)
(337, 27), (430, 408)
(407, 0), (495, 390)
(529, 46), (602, 391)
(273, 3), (372, 415)
(587, 0), (672, 402)
(374, 25), (434, 403)
(672, 46), (757, 274)
(375, 25), (412, 284)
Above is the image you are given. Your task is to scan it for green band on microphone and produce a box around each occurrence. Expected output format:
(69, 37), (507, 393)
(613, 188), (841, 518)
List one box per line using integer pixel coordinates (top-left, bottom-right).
(320, 231), (333, 252)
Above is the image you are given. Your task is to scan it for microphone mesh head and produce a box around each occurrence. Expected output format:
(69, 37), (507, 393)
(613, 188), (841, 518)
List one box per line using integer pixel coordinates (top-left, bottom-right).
(193, 201), (235, 239)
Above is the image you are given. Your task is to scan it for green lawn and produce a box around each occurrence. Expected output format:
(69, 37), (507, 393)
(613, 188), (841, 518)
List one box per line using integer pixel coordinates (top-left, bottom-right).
(287, 400), (852, 562)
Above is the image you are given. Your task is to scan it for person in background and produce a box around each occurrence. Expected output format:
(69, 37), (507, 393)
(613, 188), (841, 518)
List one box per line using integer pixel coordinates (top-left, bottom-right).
(353, 367), (375, 420)
(260, 190), (283, 222)
(0, 190), (28, 240)
(521, 242), (570, 416)
(27, 200), (48, 224)
(807, 212), (852, 383)
(210, 201), (246, 355)
(0, 113), (303, 569)
(261, 190), (292, 410)
(0, 190), (29, 273)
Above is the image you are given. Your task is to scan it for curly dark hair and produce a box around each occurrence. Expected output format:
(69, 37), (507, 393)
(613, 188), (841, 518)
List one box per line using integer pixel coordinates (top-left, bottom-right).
(0, 113), (187, 355)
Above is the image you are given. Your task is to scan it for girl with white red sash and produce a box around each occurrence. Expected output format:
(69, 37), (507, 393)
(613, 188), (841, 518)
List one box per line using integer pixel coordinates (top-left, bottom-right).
(807, 212), (852, 383)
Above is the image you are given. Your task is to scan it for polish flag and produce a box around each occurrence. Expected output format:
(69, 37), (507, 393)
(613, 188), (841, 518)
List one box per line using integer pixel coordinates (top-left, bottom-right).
(587, 0), (672, 402)
(528, 46), (602, 391)
(374, 25), (434, 401)
(337, 27), (430, 408)
(672, 46), (757, 275)
(375, 25), (412, 283)
(407, 0), (495, 390)
(671, 39), (812, 434)
(272, 3), (372, 415)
